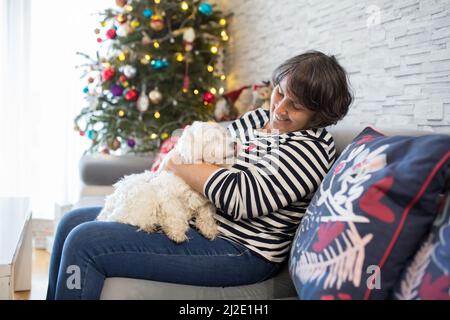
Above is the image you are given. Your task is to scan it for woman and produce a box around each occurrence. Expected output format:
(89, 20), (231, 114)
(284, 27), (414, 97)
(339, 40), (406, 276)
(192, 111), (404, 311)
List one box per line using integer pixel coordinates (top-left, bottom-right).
(46, 50), (352, 299)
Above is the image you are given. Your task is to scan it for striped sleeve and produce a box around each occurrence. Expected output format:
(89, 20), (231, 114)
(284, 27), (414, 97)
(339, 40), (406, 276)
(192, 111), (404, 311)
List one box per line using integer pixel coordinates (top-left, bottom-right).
(203, 140), (329, 221)
(228, 108), (269, 140)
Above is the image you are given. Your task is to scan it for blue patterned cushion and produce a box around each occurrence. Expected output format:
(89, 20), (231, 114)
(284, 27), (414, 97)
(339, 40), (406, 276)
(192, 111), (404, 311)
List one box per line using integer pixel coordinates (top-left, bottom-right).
(393, 192), (450, 300)
(289, 127), (450, 300)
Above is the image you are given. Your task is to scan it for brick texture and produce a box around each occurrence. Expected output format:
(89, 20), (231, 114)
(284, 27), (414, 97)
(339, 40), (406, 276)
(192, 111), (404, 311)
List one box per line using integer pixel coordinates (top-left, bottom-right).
(216, 0), (450, 132)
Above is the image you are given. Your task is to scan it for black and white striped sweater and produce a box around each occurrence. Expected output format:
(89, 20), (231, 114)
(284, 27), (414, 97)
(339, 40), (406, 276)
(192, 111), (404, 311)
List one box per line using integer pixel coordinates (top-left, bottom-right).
(203, 108), (336, 263)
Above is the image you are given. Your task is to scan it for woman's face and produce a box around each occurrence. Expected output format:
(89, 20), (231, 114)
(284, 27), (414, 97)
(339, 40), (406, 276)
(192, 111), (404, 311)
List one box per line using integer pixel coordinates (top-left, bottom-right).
(268, 77), (316, 133)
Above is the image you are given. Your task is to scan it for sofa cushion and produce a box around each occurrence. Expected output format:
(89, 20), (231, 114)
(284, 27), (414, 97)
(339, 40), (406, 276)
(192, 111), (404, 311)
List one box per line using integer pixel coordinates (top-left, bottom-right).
(289, 127), (450, 300)
(393, 191), (450, 300)
(101, 262), (297, 300)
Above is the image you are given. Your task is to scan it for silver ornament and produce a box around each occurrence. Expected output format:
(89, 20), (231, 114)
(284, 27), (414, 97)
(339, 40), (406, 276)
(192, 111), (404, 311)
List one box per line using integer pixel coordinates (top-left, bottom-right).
(123, 65), (137, 78)
(137, 91), (149, 112)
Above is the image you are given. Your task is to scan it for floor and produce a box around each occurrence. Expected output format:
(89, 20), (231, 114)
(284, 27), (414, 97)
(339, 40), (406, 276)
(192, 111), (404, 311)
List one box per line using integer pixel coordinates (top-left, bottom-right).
(14, 249), (50, 300)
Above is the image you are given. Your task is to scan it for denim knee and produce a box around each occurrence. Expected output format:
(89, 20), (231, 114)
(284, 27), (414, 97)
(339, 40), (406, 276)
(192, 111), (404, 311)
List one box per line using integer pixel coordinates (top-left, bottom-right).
(55, 207), (102, 240)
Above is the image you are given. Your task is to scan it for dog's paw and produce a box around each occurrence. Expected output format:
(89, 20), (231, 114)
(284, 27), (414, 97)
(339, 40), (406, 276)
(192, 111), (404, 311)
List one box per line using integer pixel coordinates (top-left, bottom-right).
(166, 231), (189, 243)
(200, 226), (219, 240)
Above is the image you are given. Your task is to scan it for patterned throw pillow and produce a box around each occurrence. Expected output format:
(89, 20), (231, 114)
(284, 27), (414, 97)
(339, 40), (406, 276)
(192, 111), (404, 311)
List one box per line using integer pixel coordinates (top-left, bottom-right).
(289, 127), (450, 300)
(393, 192), (450, 300)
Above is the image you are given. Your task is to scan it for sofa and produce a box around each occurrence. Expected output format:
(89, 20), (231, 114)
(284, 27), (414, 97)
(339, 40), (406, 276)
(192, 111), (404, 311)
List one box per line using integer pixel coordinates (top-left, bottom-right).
(72, 122), (444, 300)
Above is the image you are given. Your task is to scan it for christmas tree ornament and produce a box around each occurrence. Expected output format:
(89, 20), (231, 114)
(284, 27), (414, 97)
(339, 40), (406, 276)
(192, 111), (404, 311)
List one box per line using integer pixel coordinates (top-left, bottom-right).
(79, 130), (85, 136)
(150, 15), (164, 31)
(154, 111), (161, 119)
(172, 99), (178, 106)
(101, 67), (116, 81)
(149, 88), (163, 104)
(202, 91), (215, 104)
(127, 138), (136, 148)
(122, 65), (137, 78)
(143, 9), (153, 18)
(94, 28), (100, 34)
(170, 37), (175, 44)
(183, 28), (196, 52)
(125, 88), (139, 101)
(110, 84), (124, 97)
(124, 4), (133, 12)
(219, 18), (227, 26)
(199, 3), (213, 16)
(88, 77), (95, 83)
(130, 20), (140, 28)
(106, 28), (117, 39)
(117, 23), (133, 37)
(151, 59), (169, 70)
(83, 86), (89, 94)
(118, 52), (126, 61)
(119, 74), (127, 83)
(137, 85), (149, 112)
(87, 130), (96, 140)
(116, 14), (127, 24)
(115, 0), (127, 7)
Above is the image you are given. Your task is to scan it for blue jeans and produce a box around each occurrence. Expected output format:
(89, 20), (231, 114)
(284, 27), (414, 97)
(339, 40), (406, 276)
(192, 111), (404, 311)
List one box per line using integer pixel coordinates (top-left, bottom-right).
(46, 206), (281, 300)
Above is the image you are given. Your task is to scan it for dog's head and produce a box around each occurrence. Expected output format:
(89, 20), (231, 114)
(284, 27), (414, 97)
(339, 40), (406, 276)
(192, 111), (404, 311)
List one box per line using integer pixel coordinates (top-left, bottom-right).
(176, 121), (239, 166)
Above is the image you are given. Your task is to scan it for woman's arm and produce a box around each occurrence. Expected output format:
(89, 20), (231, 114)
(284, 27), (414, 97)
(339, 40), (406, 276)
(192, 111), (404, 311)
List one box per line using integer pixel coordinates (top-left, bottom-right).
(165, 151), (222, 195)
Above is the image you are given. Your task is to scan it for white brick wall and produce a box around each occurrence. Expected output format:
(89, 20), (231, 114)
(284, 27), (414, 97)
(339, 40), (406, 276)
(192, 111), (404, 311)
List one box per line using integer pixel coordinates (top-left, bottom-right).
(217, 0), (450, 133)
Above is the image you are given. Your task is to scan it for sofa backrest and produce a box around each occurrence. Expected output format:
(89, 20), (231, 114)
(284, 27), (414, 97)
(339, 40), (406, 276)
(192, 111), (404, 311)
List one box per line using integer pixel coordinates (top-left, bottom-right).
(326, 124), (434, 157)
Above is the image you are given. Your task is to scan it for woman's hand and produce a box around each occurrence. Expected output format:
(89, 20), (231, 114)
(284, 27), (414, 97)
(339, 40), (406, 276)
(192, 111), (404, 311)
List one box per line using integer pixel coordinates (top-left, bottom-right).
(164, 150), (183, 172)
(162, 150), (223, 195)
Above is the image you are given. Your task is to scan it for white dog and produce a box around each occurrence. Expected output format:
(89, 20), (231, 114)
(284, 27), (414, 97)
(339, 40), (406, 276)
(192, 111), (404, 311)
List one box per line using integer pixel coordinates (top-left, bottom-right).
(96, 121), (237, 243)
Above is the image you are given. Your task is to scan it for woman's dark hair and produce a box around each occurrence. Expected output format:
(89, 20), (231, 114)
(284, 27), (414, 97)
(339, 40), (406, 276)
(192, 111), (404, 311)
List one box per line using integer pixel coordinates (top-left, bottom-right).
(272, 50), (353, 128)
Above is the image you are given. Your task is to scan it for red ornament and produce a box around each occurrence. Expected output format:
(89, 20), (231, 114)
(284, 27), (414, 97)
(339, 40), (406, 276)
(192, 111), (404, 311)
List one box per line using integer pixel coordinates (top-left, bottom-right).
(106, 29), (117, 39)
(125, 89), (139, 101)
(119, 75), (127, 83)
(102, 67), (116, 81)
(79, 130), (85, 136)
(202, 92), (215, 104)
(97, 38), (103, 43)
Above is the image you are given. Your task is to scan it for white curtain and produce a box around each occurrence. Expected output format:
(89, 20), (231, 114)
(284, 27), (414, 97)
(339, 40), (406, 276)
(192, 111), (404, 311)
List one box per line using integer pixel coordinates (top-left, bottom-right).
(0, 0), (110, 219)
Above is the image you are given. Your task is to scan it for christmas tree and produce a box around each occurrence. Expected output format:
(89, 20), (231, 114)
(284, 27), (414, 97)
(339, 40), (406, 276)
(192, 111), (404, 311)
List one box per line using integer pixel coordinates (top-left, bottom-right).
(74, 0), (231, 154)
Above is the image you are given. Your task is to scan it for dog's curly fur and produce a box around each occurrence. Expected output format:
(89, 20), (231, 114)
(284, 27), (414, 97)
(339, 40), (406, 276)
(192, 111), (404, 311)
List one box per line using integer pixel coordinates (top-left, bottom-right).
(96, 122), (237, 243)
